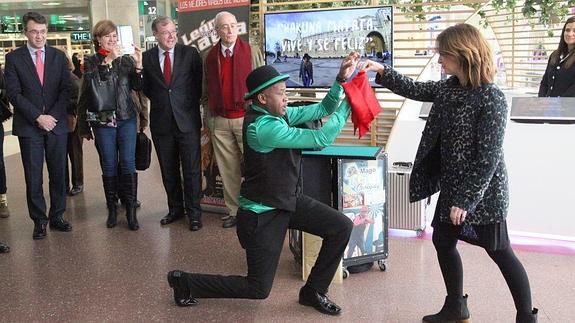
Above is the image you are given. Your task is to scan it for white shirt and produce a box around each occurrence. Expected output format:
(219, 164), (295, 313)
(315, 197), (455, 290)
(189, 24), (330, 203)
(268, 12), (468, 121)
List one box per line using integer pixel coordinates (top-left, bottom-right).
(158, 47), (174, 73)
(220, 42), (236, 57)
(27, 43), (45, 65)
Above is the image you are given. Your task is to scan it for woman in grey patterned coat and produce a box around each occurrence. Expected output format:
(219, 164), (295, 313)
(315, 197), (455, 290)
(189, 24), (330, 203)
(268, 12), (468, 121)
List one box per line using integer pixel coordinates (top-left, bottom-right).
(362, 24), (537, 323)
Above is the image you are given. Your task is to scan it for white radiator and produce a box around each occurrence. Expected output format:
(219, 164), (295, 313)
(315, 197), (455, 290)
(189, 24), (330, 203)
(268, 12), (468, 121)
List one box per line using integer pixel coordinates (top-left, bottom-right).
(388, 168), (428, 235)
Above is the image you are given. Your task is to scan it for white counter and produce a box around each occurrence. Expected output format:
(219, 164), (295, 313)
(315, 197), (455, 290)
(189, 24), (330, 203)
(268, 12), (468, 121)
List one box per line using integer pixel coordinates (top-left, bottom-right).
(386, 90), (575, 240)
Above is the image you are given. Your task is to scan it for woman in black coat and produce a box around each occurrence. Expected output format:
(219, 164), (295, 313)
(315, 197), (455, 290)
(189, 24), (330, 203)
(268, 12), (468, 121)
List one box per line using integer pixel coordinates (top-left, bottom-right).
(539, 16), (575, 97)
(78, 19), (143, 230)
(362, 24), (537, 323)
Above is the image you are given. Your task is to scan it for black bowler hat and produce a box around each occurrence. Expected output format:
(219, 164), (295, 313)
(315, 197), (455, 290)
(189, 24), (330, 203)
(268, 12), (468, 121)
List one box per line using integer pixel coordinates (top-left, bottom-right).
(244, 65), (289, 100)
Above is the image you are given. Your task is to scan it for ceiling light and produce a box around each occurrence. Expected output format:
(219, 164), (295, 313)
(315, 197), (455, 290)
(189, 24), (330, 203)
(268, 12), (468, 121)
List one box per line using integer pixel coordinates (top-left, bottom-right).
(42, 2), (61, 6)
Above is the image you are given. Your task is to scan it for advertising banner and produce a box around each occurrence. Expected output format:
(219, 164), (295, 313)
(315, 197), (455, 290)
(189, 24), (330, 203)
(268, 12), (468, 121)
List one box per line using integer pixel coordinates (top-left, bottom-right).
(341, 159), (386, 259)
(177, 0), (250, 211)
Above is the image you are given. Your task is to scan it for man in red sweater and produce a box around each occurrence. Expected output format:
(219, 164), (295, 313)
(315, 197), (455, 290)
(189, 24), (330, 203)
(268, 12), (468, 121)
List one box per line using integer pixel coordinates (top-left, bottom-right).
(201, 11), (264, 228)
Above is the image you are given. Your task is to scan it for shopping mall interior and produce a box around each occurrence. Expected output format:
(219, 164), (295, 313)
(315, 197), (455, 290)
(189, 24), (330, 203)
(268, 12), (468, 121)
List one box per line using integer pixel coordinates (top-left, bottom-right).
(0, 0), (573, 321)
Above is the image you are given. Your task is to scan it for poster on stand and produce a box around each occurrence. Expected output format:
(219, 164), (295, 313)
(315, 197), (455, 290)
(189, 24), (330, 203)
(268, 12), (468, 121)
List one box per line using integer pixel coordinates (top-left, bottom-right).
(177, 0), (251, 212)
(340, 159), (386, 259)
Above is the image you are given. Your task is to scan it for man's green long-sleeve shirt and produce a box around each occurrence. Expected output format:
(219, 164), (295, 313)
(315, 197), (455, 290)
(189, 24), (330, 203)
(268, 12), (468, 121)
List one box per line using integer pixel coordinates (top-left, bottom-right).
(239, 82), (351, 213)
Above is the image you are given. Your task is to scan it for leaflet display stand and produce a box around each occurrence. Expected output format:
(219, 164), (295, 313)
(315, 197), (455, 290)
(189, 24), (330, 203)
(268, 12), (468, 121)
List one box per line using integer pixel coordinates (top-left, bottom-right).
(290, 145), (389, 280)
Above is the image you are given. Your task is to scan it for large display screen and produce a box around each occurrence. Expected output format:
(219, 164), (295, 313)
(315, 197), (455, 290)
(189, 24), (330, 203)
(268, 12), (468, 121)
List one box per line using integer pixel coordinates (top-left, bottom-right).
(511, 97), (575, 123)
(264, 6), (393, 88)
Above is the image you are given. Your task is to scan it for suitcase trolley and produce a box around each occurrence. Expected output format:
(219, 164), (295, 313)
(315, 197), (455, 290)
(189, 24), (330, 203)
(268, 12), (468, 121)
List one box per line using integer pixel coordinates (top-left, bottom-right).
(388, 162), (429, 236)
(338, 152), (389, 278)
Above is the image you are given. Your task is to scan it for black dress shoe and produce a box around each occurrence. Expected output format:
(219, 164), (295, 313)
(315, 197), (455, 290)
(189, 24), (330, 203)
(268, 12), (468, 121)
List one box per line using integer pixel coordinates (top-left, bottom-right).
(189, 219), (202, 231)
(68, 185), (83, 196)
(0, 242), (10, 253)
(33, 222), (47, 240)
(49, 219), (73, 232)
(167, 270), (198, 307)
(160, 212), (184, 225)
(298, 285), (342, 316)
(222, 216), (237, 228)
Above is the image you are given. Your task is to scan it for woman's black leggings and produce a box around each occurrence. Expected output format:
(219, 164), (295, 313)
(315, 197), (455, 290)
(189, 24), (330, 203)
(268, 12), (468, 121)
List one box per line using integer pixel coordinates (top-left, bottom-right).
(432, 227), (532, 314)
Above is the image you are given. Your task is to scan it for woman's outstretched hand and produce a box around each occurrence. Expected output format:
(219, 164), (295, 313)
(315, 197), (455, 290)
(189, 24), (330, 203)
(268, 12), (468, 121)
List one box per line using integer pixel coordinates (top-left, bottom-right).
(358, 60), (386, 75)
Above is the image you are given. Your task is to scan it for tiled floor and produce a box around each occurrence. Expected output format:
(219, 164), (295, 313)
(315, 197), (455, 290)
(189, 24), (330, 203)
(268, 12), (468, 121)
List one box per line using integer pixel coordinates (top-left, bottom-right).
(0, 137), (573, 322)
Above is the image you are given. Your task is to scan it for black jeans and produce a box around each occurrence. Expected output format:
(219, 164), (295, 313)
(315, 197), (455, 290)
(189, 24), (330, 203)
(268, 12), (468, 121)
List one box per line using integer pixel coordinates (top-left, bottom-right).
(185, 194), (353, 298)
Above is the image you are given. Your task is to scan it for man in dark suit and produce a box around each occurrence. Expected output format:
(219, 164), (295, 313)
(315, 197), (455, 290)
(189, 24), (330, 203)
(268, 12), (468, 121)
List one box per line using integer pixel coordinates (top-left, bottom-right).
(142, 16), (203, 231)
(5, 12), (72, 240)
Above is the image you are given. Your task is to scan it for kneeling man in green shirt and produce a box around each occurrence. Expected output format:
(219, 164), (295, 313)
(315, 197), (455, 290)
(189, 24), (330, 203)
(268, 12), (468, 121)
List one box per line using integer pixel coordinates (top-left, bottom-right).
(167, 52), (360, 316)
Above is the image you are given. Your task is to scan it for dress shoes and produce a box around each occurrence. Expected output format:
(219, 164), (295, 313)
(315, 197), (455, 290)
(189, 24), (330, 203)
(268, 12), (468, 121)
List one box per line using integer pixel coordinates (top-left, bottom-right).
(167, 270), (198, 307)
(221, 214), (231, 221)
(298, 285), (342, 316)
(0, 242), (10, 253)
(49, 219), (73, 232)
(222, 216), (237, 228)
(160, 212), (184, 225)
(68, 185), (84, 196)
(189, 219), (203, 231)
(32, 222), (47, 240)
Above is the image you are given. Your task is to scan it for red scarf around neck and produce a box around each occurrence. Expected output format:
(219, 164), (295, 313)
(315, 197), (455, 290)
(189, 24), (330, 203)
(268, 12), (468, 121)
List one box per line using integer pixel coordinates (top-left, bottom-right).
(206, 38), (252, 116)
(97, 48), (110, 57)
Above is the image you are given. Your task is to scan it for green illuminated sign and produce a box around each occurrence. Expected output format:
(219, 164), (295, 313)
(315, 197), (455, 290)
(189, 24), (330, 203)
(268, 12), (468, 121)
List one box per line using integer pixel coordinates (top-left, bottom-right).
(70, 31), (91, 42)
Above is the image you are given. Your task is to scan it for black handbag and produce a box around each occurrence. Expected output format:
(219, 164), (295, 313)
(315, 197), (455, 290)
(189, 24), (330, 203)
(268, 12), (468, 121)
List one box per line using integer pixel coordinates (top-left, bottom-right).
(87, 67), (118, 113)
(135, 130), (152, 171)
(0, 92), (12, 123)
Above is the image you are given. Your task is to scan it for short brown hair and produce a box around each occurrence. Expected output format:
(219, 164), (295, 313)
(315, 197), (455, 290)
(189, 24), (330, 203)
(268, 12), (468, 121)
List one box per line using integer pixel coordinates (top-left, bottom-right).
(436, 24), (495, 89)
(92, 20), (117, 50)
(23, 12), (47, 30)
(151, 16), (174, 33)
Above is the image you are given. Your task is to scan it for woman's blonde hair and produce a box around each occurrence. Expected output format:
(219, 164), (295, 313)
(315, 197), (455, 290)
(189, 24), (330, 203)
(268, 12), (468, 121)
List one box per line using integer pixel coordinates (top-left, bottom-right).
(92, 20), (117, 50)
(436, 24), (495, 89)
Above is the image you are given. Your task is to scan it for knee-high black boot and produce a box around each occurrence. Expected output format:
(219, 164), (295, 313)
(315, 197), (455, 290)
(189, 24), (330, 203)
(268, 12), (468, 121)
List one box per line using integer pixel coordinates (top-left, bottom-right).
(422, 294), (470, 323)
(120, 173), (139, 231)
(517, 308), (538, 323)
(102, 176), (118, 228)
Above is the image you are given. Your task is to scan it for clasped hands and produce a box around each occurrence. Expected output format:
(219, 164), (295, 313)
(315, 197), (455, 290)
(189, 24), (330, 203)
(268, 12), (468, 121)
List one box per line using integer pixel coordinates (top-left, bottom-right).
(337, 53), (387, 80)
(36, 114), (57, 132)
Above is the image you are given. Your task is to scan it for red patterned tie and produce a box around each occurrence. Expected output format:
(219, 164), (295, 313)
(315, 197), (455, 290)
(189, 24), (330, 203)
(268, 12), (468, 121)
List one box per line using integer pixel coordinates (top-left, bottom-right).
(163, 51), (171, 86)
(225, 48), (231, 59)
(35, 50), (44, 85)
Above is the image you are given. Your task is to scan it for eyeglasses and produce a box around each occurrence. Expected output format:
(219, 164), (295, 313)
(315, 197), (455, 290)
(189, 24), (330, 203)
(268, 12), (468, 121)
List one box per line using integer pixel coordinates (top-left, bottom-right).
(159, 30), (178, 37)
(26, 29), (47, 36)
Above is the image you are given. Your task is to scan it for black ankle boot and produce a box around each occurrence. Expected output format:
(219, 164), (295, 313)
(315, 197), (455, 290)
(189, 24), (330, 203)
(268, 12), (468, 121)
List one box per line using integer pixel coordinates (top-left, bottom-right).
(516, 308), (538, 323)
(422, 294), (470, 323)
(120, 173), (139, 231)
(102, 176), (118, 228)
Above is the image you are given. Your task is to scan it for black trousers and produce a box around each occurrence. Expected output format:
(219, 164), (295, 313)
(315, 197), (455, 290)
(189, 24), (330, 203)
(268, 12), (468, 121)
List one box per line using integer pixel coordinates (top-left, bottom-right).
(18, 133), (67, 223)
(152, 128), (201, 220)
(185, 194), (353, 299)
(0, 123), (6, 194)
(65, 128), (83, 189)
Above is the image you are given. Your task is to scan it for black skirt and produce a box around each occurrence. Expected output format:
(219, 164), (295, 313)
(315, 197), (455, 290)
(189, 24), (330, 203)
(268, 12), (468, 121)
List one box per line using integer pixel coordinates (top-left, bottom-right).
(431, 209), (510, 251)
